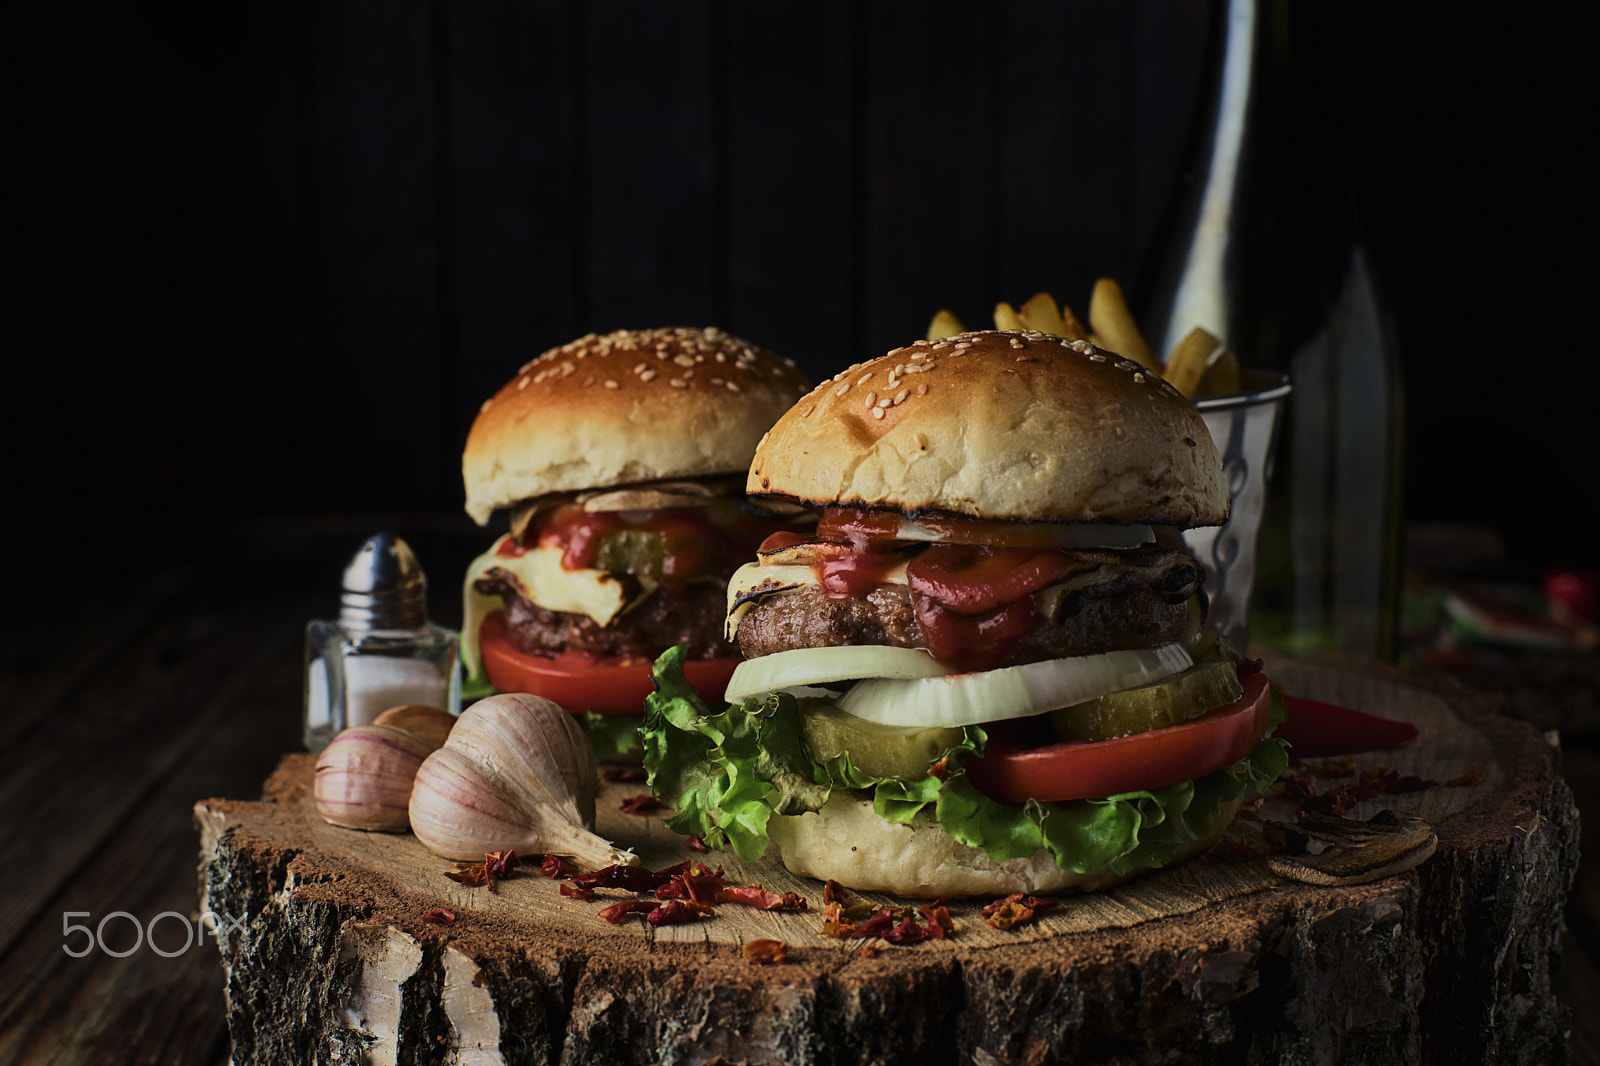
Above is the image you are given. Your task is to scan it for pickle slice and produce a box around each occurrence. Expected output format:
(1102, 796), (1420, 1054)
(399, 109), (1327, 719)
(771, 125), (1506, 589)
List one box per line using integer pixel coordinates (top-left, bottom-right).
(1050, 660), (1244, 742)
(799, 701), (967, 781)
(594, 529), (665, 580)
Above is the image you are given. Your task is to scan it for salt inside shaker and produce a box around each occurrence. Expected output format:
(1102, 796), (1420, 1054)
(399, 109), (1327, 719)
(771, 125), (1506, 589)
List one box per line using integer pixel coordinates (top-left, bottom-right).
(303, 532), (461, 751)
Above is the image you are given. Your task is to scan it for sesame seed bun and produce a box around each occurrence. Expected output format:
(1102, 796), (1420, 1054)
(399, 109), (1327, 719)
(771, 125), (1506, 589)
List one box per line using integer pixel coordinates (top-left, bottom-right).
(747, 330), (1228, 527)
(464, 327), (812, 525)
(765, 792), (1244, 898)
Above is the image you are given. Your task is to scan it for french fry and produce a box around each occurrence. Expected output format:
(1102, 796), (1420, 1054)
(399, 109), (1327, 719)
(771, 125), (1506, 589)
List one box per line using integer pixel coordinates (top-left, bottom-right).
(1057, 304), (1090, 342)
(1198, 346), (1242, 397)
(1161, 326), (1223, 397)
(926, 309), (966, 341)
(992, 301), (1026, 331)
(1088, 278), (1160, 370)
(1017, 292), (1064, 337)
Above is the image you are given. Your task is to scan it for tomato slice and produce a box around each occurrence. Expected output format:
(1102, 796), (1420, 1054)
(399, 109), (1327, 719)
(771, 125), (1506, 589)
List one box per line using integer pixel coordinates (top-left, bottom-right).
(964, 672), (1272, 802)
(478, 612), (740, 715)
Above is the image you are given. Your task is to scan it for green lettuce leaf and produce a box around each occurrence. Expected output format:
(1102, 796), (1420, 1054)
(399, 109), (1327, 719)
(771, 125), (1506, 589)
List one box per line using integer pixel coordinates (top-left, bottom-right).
(640, 645), (1290, 877)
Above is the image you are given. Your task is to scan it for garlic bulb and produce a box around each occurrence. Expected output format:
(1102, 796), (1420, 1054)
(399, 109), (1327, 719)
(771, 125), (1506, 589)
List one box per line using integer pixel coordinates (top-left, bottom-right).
(409, 693), (635, 869)
(314, 724), (434, 831)
(372, 703), (456, 751)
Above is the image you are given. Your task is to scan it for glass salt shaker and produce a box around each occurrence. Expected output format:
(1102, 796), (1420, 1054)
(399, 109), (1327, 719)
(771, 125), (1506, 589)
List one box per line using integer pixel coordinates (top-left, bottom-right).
(303, 532), (461, 751)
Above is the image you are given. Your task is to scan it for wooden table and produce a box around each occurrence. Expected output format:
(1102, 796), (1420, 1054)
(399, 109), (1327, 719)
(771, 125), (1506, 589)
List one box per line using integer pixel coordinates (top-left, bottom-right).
(2, 515), (1595, 1064)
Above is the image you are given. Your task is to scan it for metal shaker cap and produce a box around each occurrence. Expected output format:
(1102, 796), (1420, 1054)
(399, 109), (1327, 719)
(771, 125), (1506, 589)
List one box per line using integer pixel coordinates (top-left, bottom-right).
(339, 532), (428, 630)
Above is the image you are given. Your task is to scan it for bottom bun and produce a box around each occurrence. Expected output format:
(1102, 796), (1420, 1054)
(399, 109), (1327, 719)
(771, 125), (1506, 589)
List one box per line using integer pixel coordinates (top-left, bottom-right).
(766, 792), (1243, 898)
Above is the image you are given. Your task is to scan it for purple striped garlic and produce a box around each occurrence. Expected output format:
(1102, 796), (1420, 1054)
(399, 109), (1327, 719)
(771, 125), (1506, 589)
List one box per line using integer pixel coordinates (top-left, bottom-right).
(408, 693), (634, 869)
(313, 724), (435, 832)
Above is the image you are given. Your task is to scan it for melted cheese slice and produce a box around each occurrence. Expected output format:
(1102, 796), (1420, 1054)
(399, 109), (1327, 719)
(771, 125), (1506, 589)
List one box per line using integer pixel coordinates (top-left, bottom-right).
(461, 539), (632, 677)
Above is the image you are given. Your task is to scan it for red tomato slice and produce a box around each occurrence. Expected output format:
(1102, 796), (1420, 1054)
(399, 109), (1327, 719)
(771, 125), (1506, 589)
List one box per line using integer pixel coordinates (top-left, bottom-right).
(964, 672), (1272, 803)
(479, 612), (740, 715)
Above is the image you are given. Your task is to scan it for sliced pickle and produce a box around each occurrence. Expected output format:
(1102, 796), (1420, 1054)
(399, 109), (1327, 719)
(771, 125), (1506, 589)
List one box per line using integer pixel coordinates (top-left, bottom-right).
(594, 529), (665, 580)
(799, 701), (967, 781)
(1050, 660), (1244, 743)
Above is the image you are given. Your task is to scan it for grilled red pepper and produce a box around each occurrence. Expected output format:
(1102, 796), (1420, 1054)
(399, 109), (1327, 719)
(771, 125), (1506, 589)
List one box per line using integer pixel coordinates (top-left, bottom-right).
(1277, 694), (1419, 758)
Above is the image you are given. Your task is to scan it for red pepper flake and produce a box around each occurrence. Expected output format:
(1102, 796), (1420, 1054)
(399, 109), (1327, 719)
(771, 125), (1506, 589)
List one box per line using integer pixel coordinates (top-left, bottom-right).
(1291, 767), (1439, 817)
(982, 893), (1058, 930)
(541, 854), (579, 880)
(560, 882), (596, 902)
(603, 766), (648, 783)
(598, 900), (661, 926)
(421, 907), (456, 925)
(717, 885), (808, 912)
(445, 862), (487, 887)
(654, 864), (728, 904)
(743, 938), (789, 964)
(483, 849), (521, 892)
(684, 834), (710, 854)
(926, 754), (953, 782)
(648, 899), (716, 926)
(920, 900), (954, 940)
(620, 794), (668, 815)
(573, 861), (690, 894)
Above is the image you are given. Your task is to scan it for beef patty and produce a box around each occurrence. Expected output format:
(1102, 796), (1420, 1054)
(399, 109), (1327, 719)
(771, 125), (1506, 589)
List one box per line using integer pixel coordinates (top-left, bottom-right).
(735, 555), (1202, 667)
(475, 572), (734, 660)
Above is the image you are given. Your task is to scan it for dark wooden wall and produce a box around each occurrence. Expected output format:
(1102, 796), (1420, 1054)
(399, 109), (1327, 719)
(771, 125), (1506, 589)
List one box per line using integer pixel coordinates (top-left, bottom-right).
(13, 1), (1590, 581)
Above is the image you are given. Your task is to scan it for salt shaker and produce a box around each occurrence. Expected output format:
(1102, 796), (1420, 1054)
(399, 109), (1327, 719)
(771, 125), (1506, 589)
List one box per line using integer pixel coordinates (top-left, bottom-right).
(303, 532), (461, 751)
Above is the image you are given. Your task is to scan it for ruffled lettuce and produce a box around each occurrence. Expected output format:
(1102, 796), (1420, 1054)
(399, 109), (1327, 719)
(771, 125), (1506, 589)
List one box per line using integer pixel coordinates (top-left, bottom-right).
(641, 645), (1288, 874)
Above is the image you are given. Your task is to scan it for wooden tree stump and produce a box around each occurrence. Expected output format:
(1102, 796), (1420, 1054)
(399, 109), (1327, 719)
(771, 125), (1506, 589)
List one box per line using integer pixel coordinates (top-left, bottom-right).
(194, 658), (1579, 1065)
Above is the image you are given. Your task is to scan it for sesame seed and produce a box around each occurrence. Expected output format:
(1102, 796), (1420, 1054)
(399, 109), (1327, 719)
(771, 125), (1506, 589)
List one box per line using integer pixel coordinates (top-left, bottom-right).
(633, 362), (648, 373)
(669, 378), (687, 388)
(871, 407), (885, 420)
(711, 377), (724, 386)
(858, 372), (874, 385)
(603, 379), (619, 389)
(582, 375), (597, 387)
(894, 388), (909, 404)
(916, 383), (929, 395)
(1133, 372), (1146, 384)
(674, 354), (696, 368)
(726, 381), (740, 392)
(834, 382), (849, 397)
(517, 376), (531, 390)
(865, 391), (877, 408)
(1089, 353), (1106, 363)
(640, 369), (657, 382)
(877, 396), (893, 408)
(913, 339), (930, 347)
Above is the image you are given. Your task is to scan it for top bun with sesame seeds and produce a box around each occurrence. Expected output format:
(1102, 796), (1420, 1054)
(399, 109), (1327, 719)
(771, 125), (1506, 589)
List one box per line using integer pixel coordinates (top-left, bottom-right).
(747, 329), (1228, 527)
(458, 327), (813, 727)
(464, 327), (812, 526)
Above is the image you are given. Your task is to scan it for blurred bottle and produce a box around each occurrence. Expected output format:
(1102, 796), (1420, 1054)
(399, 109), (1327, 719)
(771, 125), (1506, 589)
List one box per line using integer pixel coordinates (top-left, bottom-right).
(1133, 0), (1404, 658)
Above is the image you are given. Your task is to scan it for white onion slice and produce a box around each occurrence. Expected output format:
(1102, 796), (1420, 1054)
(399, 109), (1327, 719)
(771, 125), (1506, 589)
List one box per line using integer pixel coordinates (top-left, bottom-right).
(835, 644), (1194, 728)
(724, 645), (945, 702)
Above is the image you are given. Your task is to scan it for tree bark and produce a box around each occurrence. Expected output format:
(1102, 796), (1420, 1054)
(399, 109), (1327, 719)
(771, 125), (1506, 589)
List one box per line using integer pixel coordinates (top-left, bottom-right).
(195, 657), (1578, 1065)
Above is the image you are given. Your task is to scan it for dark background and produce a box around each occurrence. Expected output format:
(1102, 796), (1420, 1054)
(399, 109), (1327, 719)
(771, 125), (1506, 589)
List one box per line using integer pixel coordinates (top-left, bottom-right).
(11, 0), (1592, 598)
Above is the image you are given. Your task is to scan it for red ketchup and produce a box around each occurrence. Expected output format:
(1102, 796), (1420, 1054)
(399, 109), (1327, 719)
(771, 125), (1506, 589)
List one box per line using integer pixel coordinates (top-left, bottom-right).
(814, 507), (1074, 671)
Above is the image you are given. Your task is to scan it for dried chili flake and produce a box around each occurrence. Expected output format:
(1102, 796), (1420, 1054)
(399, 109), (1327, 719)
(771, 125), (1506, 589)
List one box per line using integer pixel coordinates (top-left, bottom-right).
(926, 754), (953, 782)
(573, 860), (689, 894)
(598, 900), (661, 926)
(421, 907), (456, 925)
(483, 849), (521, 892)
(743, 938), (789, 964)
(445, 862), (487, 887)
(603, 766), (648, 783)
(560, 882), (596, 902)
(684, 834), (710, 854)
(717, 885), (808, 912)
(982, 893), (1057, 930)
(648, 899), (716, 926)
(655, 864), (727, 904)
(1298, 767), (1438, 816)
(919, 900), (953, 940)
(620, 794), (668, 815)
(541, 854), (579, 880)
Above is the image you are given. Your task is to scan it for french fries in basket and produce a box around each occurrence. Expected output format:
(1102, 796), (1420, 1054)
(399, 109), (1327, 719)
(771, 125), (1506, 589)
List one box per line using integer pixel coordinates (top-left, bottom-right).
(924, 278), (1245, 398)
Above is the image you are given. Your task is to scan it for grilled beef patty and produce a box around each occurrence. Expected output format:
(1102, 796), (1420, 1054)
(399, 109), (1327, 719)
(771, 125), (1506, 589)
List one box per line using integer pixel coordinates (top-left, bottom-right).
(476, 572), (734, 660)
(735, 555), (1202, 667)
